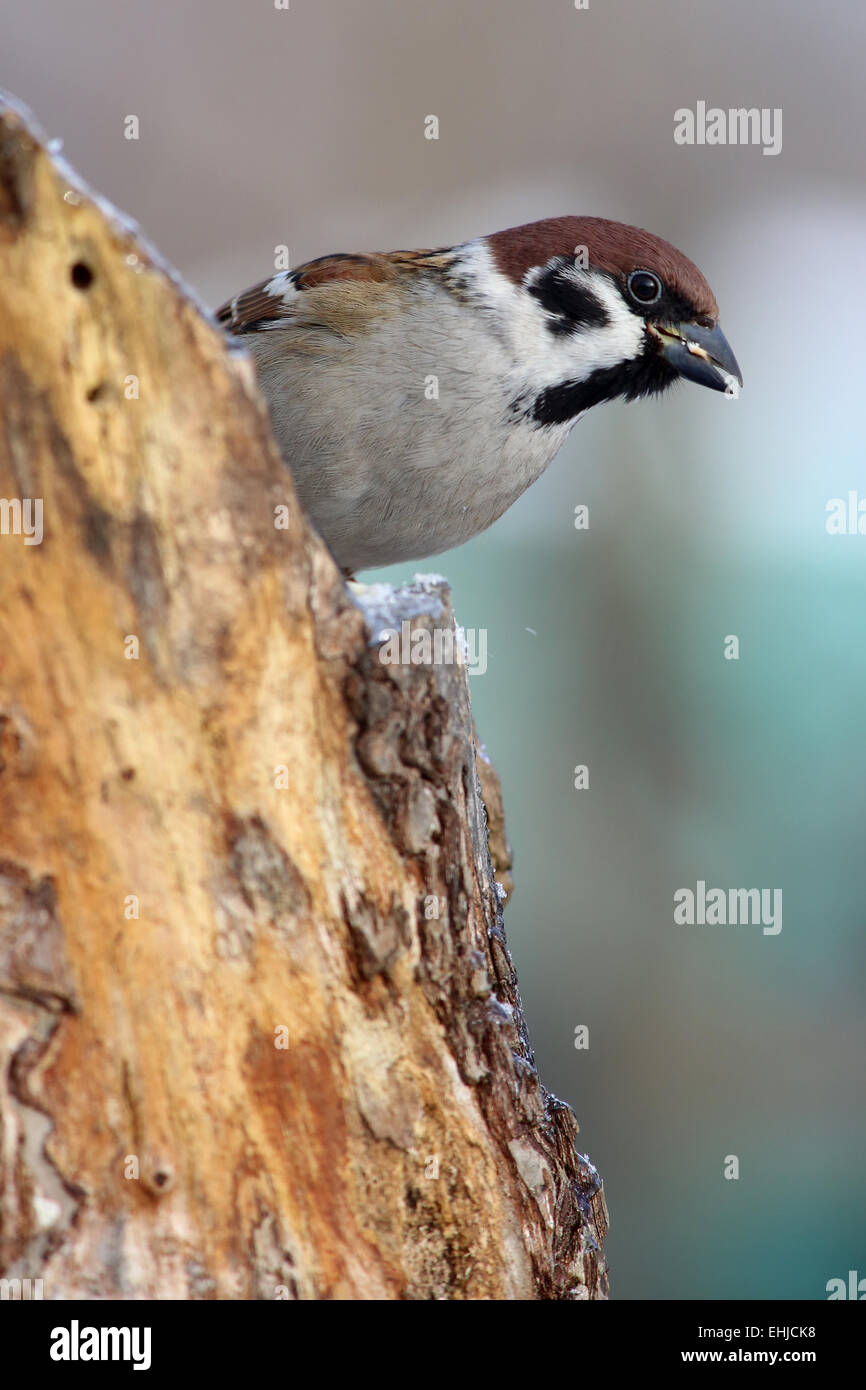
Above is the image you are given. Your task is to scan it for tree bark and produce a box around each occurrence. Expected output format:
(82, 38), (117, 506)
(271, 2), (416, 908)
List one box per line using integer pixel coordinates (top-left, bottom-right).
(0, 93), (608, 1300)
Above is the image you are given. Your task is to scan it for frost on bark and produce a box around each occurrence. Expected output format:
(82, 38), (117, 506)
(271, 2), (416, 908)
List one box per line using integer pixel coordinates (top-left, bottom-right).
(0, 93), (608, 1300)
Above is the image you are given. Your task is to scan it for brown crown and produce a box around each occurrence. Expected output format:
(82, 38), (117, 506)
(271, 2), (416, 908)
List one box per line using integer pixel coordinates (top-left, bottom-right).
(487, 216), (719, 320)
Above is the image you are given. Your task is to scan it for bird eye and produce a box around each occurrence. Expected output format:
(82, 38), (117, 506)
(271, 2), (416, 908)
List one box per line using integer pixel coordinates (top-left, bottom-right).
(628, 270), (662, 305)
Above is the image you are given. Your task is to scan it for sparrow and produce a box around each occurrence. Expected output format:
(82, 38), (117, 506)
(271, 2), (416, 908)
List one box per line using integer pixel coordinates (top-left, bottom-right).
(217, 216), (741, 573)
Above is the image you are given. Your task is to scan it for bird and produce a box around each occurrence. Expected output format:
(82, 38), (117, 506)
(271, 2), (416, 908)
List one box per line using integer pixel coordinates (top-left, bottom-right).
(216, 216), (741, 574)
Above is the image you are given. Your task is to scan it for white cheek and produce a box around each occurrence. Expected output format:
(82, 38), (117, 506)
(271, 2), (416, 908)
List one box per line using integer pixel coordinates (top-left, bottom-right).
(525, 272), (646, 384)
(564, 292), (645, 374)
(458, 242), (644, 392)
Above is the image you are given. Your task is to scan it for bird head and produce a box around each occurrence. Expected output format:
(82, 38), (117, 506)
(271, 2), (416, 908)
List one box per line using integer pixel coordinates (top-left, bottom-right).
(482, 216), (742, 426)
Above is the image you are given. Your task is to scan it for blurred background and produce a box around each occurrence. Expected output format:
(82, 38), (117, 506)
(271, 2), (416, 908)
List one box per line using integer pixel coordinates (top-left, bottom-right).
(4, 0), (864, 1299)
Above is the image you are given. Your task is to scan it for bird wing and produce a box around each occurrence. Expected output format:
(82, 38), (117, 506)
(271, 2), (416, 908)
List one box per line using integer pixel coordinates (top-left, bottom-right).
(215, 249), (451, 335)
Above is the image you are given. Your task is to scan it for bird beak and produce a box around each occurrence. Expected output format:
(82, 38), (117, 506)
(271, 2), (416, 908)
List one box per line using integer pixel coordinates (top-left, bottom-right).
(648, 320), (743, 396)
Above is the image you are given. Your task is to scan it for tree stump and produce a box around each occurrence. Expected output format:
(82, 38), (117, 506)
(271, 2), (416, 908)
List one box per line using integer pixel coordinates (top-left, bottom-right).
(0, 92), (608, 1300)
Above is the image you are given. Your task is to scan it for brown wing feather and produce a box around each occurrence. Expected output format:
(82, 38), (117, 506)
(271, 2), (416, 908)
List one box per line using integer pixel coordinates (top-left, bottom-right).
(215, 281), (287, 331)
(216, 248), (452, 333)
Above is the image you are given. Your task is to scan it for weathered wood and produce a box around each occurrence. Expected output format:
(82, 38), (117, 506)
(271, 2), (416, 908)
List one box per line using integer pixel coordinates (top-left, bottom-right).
(0, 93), (607, 1300)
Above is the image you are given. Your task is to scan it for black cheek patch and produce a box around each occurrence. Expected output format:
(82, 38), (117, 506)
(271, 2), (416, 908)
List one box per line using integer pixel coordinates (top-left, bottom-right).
(529, 264), (611, 336)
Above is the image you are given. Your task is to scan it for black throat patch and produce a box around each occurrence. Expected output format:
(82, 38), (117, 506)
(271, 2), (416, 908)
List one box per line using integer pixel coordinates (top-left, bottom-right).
(530, 349), (679, 426)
